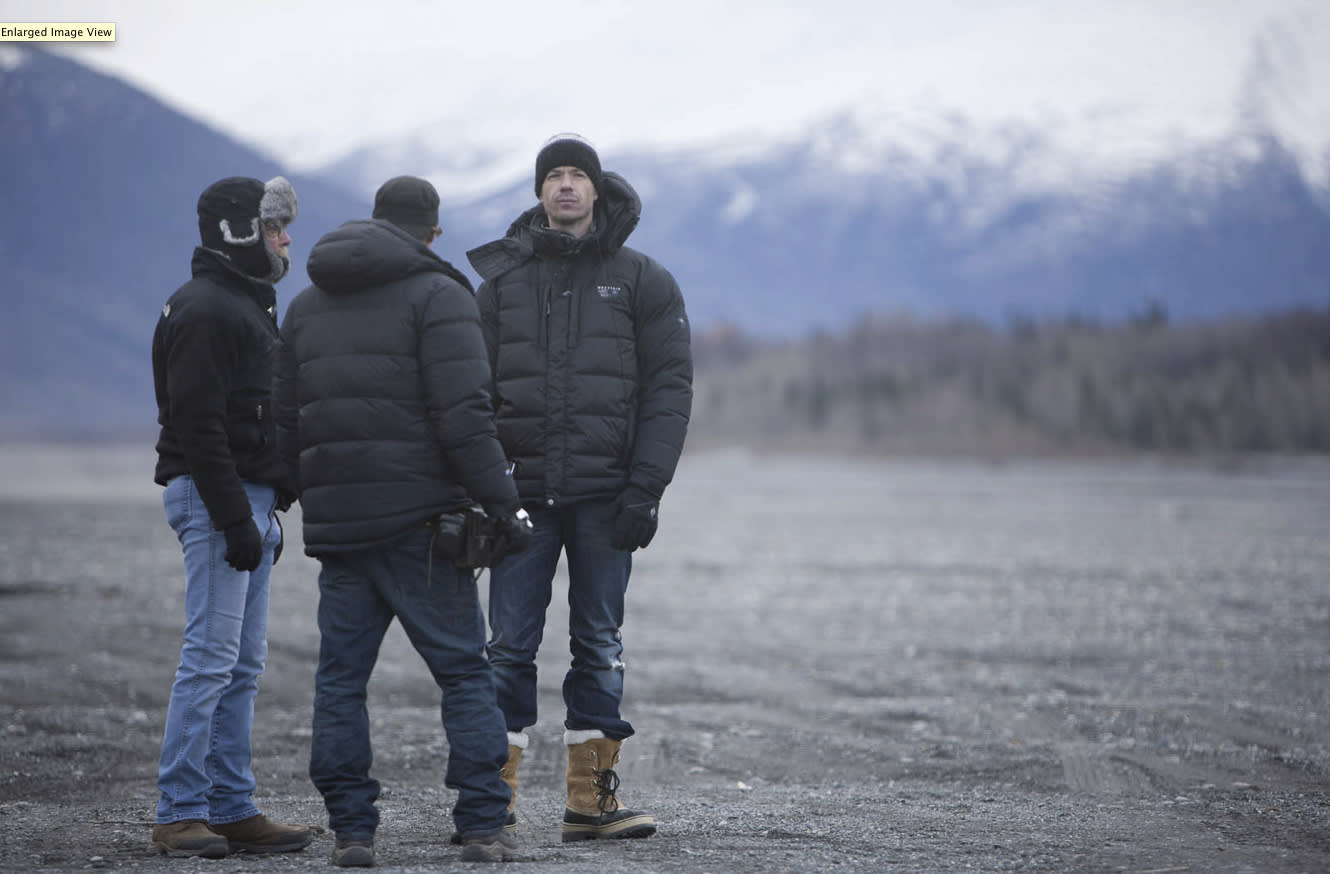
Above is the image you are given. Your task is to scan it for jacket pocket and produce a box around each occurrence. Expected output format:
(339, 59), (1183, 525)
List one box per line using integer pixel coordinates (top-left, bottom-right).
(226, 399), (266, 452)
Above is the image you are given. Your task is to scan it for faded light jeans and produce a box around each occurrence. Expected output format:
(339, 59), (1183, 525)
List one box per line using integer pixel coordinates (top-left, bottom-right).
(308, 528), (510, 841)
(155, 475), (281, 825)
(487, 498), (635, 740)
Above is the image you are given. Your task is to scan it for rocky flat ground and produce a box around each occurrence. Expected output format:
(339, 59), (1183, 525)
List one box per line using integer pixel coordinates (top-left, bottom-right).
(2, 447), (1328, 872)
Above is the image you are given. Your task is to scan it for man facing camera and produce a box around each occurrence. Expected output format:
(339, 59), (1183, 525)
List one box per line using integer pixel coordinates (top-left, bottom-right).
(467, 134), (693, 842)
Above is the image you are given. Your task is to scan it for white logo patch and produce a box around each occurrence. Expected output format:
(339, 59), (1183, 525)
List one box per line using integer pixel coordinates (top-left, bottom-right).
(596, 285), (623, 299)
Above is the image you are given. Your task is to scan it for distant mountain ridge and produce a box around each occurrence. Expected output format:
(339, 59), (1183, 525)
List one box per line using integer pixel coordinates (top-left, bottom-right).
(329, 102), (1330, 334)
(437, 119), (1329, 333)
(2, 46), (1328, 440)
(0, 47), (370, 439)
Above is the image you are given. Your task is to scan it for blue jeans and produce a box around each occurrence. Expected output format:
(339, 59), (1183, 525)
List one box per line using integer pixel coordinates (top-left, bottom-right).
(308, 528), (510, 840)
(156, 476), (282, 825)
(487, 499), (634, 740)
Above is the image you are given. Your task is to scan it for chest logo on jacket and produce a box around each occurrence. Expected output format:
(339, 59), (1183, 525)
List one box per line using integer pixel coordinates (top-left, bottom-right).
(596, 285), (623, 299)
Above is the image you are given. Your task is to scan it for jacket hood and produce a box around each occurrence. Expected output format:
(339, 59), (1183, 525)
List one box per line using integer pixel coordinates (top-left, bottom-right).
(307, 219), (474, 294)
(467, 171), (641, 281)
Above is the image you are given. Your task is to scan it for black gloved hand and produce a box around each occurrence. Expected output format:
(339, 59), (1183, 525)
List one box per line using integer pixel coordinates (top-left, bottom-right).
(489, 506), (534, 565)
(610, 488), (659, 552)
(223, 518), (263, 572)
(273, 513), (284, 566)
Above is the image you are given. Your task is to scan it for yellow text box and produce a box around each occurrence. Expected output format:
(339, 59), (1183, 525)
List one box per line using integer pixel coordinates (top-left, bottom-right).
(0, 22), (116, 42)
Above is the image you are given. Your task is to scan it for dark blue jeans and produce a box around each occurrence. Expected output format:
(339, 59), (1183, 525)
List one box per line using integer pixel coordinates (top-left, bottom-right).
(487, 499), (634, 740)
(308, 528), (509, 840)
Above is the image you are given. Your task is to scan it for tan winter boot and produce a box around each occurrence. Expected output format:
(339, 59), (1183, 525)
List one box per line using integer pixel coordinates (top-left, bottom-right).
(561, 730), (657, 842)
(501, 731), (527, 831)
(451, 731), (526, 844)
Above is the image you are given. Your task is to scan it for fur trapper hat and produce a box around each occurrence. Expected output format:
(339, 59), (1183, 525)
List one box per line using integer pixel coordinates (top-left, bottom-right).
(197, 176), (298, 283)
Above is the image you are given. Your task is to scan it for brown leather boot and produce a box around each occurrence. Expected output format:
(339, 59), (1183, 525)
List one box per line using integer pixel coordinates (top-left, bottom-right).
(561, 730), (656, 842)
(210, 814), (314, 854)
(150, 820), (229, 858)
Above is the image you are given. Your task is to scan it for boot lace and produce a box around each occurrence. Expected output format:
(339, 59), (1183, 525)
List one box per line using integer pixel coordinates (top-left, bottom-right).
(591, 767), (621, 814)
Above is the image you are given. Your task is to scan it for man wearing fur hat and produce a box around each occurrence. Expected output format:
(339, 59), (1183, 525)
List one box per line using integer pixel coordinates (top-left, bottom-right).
(467, 134), (693, 842)
(149, 176), (312, 858)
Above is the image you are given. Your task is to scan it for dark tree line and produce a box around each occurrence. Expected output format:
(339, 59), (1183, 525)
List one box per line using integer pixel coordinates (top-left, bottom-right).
(690, 306), (1330, 455)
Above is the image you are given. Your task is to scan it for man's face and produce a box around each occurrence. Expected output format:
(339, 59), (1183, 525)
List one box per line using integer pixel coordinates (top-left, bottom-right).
(263, 220), (291, 260)
(539, 166), (597, 233)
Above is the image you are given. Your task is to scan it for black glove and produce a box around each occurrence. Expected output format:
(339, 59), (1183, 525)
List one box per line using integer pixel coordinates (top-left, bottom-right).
(611, 488), (659, 552)
(223, 518), (263, 572)
(490, 507), (534, 565)
(273, 513), (284, 566)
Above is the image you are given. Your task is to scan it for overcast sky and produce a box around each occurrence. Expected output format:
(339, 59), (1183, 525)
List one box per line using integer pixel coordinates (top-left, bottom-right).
(10, 0), (1330, 185)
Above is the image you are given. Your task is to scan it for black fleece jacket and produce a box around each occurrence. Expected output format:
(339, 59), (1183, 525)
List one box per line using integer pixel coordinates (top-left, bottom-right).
(152, 247), (292, 529)
(275, 219), (518, 555)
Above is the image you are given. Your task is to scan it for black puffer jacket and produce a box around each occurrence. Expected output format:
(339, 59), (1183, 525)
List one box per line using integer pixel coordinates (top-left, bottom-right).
(153, 247), (292, 529)
(467, 172), (692, 505)
(275, 219), (518, 554)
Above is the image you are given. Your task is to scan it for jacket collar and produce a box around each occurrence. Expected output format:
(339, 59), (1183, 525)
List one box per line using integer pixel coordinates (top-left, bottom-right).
(466, 171), (642, 282)
(191, 246), (277, 314)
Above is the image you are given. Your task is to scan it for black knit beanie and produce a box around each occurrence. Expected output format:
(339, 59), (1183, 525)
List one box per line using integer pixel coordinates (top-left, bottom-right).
(373, 175), (440, 241)
(534, 133), (602, 197)
(197, 176), (298, 282)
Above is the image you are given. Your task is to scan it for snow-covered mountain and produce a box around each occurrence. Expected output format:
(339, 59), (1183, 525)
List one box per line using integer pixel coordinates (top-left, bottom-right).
(2, 45), (1327, 438)
(315, 36), (1330, 335)
(327, 110), (1328, 333)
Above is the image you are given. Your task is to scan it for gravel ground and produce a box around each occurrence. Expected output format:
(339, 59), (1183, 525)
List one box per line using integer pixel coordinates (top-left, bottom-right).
(1, 447), (1328, 873)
